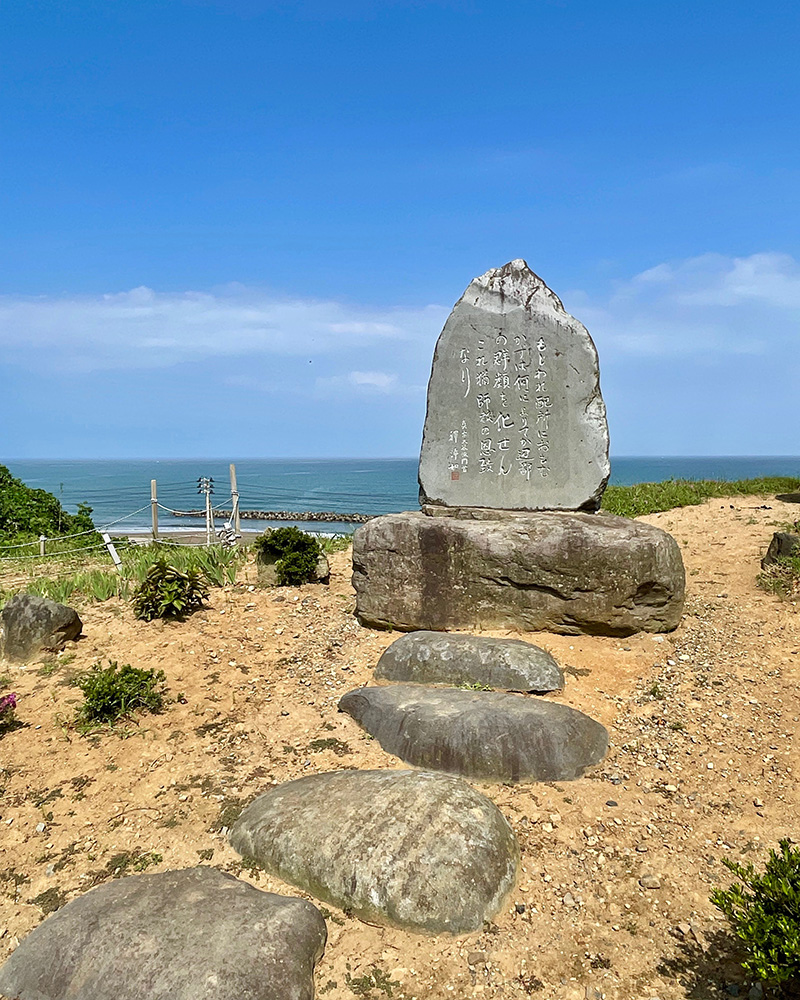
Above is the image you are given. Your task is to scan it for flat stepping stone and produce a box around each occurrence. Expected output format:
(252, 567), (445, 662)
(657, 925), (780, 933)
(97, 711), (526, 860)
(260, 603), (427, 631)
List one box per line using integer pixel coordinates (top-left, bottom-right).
(339, 685), (608, 783)
(230, 769), (518, 934)
(0, 867), (326, 1000)
(375, 630), (563, 692)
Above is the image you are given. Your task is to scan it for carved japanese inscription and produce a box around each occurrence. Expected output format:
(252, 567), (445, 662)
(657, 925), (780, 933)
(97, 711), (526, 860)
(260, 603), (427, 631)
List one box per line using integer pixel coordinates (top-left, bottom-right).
(419, 260), (610, 511)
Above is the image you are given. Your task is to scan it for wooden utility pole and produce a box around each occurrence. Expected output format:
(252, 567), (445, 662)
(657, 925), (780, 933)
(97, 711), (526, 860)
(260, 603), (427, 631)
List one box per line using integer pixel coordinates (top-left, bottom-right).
(151, 480), (159, 541)
(229, 463), (241, 535)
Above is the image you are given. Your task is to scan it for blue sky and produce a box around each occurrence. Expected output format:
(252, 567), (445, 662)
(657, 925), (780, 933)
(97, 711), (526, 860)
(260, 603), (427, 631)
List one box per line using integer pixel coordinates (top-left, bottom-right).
(1, 0), (798, 458)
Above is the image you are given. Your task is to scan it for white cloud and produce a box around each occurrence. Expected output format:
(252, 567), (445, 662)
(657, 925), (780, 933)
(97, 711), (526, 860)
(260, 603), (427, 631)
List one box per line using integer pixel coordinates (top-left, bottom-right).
(571, 251), (800, 360)
(348, 371), (396, 389)
(2, 252), (797, 400)
(315, 369), (424, 395)
(0, 285), (448, 373)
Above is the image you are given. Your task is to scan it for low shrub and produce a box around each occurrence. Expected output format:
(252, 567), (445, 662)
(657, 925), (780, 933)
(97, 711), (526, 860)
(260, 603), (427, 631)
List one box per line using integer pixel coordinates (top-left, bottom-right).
(27, 576), (77, 604)
(711, 839), (800, 996)
(75, 660), (167, 726)
(253, 527), (321, 586)
(131, 558), (209, 621)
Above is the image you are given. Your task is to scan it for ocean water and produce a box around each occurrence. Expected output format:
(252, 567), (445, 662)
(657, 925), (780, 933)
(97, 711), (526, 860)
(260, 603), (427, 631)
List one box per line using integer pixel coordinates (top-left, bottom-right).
(5, 456), (800, 536)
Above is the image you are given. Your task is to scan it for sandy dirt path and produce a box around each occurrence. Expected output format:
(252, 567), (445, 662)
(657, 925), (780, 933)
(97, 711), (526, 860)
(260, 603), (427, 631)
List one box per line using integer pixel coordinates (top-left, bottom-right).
(1, 495), (798, 1000)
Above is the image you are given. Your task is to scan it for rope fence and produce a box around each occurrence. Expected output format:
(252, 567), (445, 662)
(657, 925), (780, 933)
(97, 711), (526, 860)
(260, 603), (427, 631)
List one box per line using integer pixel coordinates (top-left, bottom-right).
(0, 463), (363, 567)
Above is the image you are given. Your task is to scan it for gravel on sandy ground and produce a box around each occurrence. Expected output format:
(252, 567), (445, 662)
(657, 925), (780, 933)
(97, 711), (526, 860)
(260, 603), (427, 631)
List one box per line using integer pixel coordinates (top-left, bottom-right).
(0, 495), (798, 1000)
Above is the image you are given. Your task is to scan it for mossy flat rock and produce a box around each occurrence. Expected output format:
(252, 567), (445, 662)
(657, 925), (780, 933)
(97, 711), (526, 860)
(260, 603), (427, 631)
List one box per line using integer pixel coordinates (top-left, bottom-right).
(230, 769), (519, 934)
(339, 685), (608, 783)
(375, 630), (563, 692)
(0, 867), (326, 1000)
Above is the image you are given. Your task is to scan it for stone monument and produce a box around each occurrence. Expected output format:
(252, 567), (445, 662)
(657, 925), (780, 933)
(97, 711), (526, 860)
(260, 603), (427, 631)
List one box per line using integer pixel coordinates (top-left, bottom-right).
(418, 258), (609, 512)
(353, 260), (685, 636)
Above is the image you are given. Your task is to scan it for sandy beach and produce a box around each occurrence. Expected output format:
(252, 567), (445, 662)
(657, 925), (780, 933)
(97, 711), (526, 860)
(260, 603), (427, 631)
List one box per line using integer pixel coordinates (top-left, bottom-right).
(1, 493), (798, 1000)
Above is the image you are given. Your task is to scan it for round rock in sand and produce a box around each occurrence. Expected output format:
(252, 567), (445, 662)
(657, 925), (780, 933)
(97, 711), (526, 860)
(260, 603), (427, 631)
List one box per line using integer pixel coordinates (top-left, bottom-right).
(375, 630), (563, 692)
(339, 685), (608, 783)
(230, 769), (519, 934)
(0, 866), (326, 1000)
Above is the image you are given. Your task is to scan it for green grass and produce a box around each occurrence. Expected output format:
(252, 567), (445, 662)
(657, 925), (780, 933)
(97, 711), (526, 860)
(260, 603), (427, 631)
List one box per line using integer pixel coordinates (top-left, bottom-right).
(0, 542), (247, 608)
(119, 542), (245, 588)
(601, 476), (800, 519)
(319, 533), (354, 554)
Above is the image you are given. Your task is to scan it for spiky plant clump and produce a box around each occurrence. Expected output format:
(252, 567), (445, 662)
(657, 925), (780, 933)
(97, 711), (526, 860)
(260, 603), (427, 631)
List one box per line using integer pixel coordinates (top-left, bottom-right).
(132, 558), (209, 621)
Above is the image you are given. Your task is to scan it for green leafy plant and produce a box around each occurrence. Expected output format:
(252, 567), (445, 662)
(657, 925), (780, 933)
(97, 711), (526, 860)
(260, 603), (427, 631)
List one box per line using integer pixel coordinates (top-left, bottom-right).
(75, 660), (167, 727)
(132, 558), (209, 620)
(192, 546), (241, 587)
(253, 527), (321, 586)
(27, 575), (77, 604)
(711, 838), (800, 996)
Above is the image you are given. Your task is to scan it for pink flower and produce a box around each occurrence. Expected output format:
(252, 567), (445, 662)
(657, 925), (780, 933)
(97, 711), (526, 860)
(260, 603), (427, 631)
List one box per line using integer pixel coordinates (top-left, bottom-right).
(0, 693), (18, 714)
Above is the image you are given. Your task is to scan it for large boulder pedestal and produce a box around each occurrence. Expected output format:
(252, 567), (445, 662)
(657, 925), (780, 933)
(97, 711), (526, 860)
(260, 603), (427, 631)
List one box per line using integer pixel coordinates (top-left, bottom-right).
(353, 509), (685, 636)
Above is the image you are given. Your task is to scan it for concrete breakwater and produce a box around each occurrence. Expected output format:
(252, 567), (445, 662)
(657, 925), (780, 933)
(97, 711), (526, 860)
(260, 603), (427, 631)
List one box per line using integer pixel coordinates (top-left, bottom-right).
(173, 509), (374, 524)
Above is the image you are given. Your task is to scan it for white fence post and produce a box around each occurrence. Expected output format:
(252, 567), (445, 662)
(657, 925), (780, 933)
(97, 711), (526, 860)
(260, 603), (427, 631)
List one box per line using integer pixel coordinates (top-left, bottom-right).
(102, 532), (122, 573)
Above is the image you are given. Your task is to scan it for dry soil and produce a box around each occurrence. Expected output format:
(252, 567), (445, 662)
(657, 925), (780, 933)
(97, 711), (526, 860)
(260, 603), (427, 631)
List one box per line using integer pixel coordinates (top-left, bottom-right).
(0, 495), (798, 1000)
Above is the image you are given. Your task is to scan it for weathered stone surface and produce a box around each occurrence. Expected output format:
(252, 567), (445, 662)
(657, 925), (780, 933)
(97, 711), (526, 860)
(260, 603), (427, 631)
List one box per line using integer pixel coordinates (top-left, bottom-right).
(352, 510), (685, 636)
(375, 630), (563, 692)
(339, 685), (607, 782)
(0, 866), (326, 1000)
(761, 531), (800, 567)
(0, 593), (82, 663)
(230, 769), (519, 933)
(419, 259), (609, 512)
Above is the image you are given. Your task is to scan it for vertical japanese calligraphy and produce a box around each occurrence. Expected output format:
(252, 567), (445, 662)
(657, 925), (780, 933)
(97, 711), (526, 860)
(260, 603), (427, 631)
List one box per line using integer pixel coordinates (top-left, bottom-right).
(446, 330), (546, 480)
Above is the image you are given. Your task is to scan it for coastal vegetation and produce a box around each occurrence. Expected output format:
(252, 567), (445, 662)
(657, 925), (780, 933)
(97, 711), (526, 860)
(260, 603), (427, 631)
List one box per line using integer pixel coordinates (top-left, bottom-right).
(711, 838), (800, 997)
(74, 660), (168, 729)
(601, 476), (800, 518)
(0, 463), (96, 552)
(0, 541), (247, 608)
(131, 558), (209, 622)
(757, 516), (800, 601)
(254, 526), (323, 586)
(1, 471), (798, 607)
